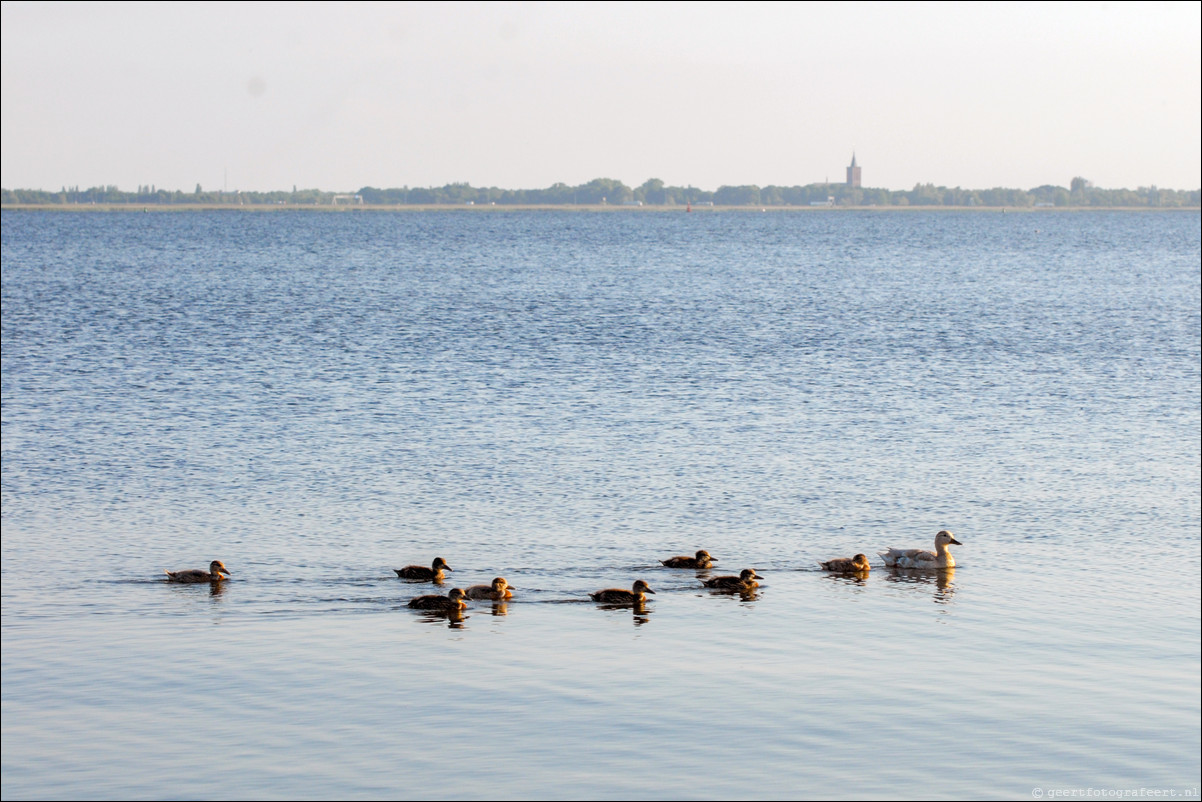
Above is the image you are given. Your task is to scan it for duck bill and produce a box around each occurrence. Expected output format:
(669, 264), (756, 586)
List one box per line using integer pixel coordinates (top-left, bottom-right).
(645, 589), (657, 594)
(949, 538), (963, 546)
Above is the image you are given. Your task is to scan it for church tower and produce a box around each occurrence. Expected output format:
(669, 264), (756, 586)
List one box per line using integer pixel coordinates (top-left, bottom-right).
(846, 153), (861, 188)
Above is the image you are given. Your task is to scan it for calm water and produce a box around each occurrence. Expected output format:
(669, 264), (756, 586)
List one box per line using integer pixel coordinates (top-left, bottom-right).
(2, 209), (1199, 800)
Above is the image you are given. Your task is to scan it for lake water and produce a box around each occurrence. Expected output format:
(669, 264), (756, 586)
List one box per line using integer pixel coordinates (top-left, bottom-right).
(2, 209), (1199, 800)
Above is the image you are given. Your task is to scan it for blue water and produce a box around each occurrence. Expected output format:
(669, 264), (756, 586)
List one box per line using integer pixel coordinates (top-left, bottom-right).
(2, 209), (1199, 800)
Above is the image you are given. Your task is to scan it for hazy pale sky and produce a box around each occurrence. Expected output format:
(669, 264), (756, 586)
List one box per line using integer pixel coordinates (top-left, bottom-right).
(2, 1), (1199, 193)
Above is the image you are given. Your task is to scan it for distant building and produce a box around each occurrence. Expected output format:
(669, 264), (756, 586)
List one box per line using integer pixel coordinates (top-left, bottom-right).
(846, 153), (861, 188)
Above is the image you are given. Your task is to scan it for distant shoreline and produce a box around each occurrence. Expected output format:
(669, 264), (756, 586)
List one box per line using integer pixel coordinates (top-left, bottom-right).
(3, 203), (1197, 212)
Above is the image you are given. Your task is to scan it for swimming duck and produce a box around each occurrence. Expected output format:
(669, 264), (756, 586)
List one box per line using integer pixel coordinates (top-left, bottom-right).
(590, 580), (656, 604)
(819, 554), (872, 573)
(661, 550), (715, 569)
(703, 568), (762, 590)
(165, 560), (231, 583)
(394, 557), (452, 582)
(465, 577), (513, 601)
(880, 530), (962, 569)
(407, 587), (468, 611)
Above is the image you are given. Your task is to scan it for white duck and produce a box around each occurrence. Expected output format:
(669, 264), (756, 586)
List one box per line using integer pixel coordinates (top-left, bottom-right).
(880, 530), (962, 569)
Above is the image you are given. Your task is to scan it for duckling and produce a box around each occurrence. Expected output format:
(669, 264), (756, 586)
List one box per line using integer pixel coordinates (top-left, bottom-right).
(880, 530), (962, 569)
(394, 557), (452, 582)
(590, 580), (656, 604)
(165, 560), (231, 583)
(661, 550), (715, 569)
(464, 577), (513, 601)
(819, 554), (871, 573)
(703, 568), (762, 590)
(407, 587), (468, 611)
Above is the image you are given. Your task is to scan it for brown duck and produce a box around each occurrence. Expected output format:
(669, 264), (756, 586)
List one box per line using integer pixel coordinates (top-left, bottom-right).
(394, 557), (452, 582)
(464, 577), (513, 601)
(819, 554), (871, 573)
(165, 560), (231, 583)
(703, 568), (762, 590)
(407, 587), (468, 611)
(660, 550), (715, 569)
(590, 580), (656, 604)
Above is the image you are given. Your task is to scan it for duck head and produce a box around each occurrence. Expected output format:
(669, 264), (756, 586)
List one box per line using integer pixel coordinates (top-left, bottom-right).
(935, 531), (962, 547)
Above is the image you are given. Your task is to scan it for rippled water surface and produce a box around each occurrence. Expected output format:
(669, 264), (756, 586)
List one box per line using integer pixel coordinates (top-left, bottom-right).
(2, 209), (1199, 800)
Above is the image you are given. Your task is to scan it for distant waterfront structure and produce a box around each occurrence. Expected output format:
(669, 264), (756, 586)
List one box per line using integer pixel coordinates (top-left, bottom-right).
(846, 153), (861, 188)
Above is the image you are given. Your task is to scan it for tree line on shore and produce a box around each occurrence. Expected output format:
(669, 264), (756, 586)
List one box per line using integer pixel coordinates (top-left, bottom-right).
(2, 176), (1197, 208)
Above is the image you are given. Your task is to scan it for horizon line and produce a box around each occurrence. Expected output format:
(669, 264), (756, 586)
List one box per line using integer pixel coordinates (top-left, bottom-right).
(5, 178), (1201, 194)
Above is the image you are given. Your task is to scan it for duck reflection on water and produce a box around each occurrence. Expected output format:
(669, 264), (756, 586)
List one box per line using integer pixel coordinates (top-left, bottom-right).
(707, 585), (761, 602)
(591, 599), (652, 625)
(411, 607), (468, 628)
(884, 566), (957, 603)
(822, 570), (870, 588)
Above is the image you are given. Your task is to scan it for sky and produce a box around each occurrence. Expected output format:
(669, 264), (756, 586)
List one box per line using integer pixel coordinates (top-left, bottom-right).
(2, 1), (1199, 193)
